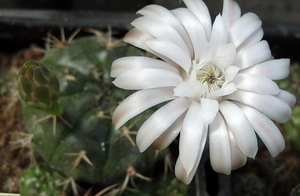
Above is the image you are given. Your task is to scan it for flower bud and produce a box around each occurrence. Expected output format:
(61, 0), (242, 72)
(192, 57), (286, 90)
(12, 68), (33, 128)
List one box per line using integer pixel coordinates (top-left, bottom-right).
(18, 60), (63, 115)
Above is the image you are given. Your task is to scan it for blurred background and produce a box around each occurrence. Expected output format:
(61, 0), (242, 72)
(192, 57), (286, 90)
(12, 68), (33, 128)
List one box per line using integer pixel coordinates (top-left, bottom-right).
(0, 0), (300, 55)
(0, 0), (299, 23)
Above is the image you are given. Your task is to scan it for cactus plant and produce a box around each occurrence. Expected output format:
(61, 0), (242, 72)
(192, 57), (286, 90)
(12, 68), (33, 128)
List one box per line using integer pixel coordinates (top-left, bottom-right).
(19, 30), (169, 195)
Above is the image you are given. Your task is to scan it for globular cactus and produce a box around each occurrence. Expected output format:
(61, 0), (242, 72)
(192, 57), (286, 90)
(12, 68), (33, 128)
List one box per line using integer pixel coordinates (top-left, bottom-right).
(19, 31), (168, 195)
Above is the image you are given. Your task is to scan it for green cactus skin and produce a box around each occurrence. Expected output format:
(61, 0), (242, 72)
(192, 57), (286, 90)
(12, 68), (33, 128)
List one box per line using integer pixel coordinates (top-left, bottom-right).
(22, 34), (167, 189)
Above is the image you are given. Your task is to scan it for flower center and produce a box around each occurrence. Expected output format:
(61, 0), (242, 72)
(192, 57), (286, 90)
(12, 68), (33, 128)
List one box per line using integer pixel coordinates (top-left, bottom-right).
(197, 63), (225, 93)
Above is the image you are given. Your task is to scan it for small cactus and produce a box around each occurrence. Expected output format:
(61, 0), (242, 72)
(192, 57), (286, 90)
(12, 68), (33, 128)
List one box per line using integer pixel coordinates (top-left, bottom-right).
(20, 164), (63, 196)
(20, 31), (168, 194)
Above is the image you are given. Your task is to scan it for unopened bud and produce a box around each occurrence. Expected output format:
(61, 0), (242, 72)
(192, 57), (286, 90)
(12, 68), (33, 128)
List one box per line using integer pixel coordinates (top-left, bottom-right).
(18, 60), (63, 115)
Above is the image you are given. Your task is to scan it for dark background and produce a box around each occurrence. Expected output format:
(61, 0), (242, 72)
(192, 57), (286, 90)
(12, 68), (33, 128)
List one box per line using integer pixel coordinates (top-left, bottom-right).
(0, 0), (300, 59)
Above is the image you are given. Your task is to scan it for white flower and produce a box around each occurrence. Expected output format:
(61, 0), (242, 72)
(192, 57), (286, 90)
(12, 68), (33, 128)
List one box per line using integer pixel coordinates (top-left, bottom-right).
(110, 0), (296, 184)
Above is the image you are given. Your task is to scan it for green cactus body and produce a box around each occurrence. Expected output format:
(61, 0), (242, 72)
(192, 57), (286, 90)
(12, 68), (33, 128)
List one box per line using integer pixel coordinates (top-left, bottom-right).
(22, 34), (166, 188)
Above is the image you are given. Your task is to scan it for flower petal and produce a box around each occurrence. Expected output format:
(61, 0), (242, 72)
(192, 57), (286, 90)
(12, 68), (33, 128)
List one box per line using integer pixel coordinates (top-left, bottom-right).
(124, 29), (181, 69)
(210, 14), (228, 57)
(152, 114), (185, 150)
(131, 16), (190, 54)
(236, 102), (285, 157)
(274, 90), (297, 109)
(236, 28), (264, 53)
(222, 0), (241, 28)
(136, 97), (190, 152)
(145, 39), (192, 73)
(200, 98), (219, 125)
(214, 43), (236, 69)
(192, 80), (206, 100)
(241, 58), (290, 80)
(175, 149), (203, 184)
(226, 91), (293, 123)
(224, 65), (240, 84)
(112, 87), (175, 129)
(228, 129), (247, 170)
(123, 28), (154, 51)
(172, 8), (208, 62)
(183, 0), (212, 39)
(219, 101), (257, 158)
(234, 40), (272, 69)
(230, 13), (262, 48)
(137, 5), (193, 55)
(113, 68), (182, 90)
(174, 82), (196, 97)
(207, 82), (236, 100)
(110, 56), (179, 78)
(209, 112), (232, 174)
(233, 73), (279, 95)
(178, 101), (206, 177)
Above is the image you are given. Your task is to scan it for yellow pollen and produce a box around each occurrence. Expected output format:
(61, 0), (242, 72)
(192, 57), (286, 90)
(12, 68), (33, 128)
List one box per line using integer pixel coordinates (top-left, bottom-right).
(199, 68), (218, 85)
(197, 64), (225, 93)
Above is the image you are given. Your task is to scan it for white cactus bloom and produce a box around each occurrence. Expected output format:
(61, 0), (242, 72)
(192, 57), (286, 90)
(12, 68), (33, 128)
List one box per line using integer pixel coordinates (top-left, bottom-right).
(110, 0), (296, 184)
